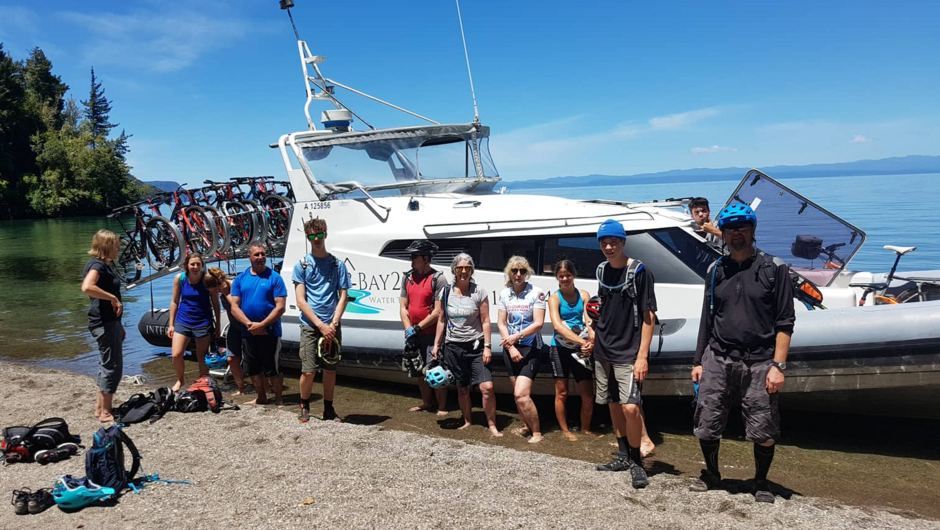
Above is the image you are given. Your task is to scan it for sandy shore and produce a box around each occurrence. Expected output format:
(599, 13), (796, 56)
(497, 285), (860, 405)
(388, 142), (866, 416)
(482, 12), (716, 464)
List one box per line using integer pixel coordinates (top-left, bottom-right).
(0, 361), (935, 530)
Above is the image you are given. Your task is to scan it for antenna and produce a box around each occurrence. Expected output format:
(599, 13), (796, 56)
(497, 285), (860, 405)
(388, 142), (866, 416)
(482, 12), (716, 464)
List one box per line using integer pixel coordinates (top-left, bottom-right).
(455, 0), (480, 123)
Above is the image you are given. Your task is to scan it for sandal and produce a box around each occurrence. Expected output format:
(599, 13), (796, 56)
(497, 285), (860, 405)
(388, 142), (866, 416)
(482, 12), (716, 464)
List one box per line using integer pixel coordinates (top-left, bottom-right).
(28, 488), (55, 514)
(11, 489), (30, 516)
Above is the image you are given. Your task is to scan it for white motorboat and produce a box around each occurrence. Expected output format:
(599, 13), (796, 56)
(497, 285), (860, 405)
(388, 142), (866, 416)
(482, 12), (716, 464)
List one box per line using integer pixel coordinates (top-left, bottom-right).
(138, 9), (940, 415)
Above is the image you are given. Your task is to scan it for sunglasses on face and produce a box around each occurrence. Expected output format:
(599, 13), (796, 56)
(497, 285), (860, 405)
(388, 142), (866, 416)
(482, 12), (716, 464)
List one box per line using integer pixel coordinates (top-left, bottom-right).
(722, 224), (751, 233)
(454, 266), (472, 272)
(511, 268), (527, 275)
(307, 232), (326, 240)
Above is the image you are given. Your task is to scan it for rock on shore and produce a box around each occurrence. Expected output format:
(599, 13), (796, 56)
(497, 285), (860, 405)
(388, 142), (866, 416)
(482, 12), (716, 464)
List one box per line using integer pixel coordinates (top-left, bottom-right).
(0, 362), (934, 530)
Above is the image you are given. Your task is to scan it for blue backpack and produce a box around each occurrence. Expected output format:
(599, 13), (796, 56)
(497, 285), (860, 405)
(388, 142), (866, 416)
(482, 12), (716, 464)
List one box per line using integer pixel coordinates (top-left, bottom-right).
(85, 425), (141, 492)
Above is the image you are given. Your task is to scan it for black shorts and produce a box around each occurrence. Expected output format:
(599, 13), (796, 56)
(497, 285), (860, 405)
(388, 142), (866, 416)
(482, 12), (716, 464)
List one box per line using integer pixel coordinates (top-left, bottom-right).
(413, 334), (436, 364)
(225, 318), (244, 358)
(549, 345), (593, 383)
(443, 340), (492, 388)
(502, 344), (541, 380)
(241, 335), (282, 378)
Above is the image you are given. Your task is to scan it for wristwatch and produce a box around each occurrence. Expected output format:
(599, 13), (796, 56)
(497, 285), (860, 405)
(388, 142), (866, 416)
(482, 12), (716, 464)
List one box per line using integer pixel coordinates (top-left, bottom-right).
(484, 343), (492, 348)
(771, 361), (787, 371)
(413, 323), (422, 332)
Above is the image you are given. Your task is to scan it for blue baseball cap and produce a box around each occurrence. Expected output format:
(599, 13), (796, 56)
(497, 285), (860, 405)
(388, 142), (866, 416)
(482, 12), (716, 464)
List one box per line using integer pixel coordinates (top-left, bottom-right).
(597, 219), (626, 241)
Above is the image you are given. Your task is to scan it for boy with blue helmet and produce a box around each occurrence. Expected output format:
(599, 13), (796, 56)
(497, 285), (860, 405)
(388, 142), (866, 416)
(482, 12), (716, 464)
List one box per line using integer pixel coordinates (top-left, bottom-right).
(592, 219), (657, 489)
(690, 203), (795, 503)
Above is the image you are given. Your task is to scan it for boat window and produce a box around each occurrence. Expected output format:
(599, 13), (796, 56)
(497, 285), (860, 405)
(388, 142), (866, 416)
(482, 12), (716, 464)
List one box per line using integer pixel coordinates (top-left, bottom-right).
(416, 137), (474, 180)
(477, 137), (499, 179)
(381, 228), (713, 284)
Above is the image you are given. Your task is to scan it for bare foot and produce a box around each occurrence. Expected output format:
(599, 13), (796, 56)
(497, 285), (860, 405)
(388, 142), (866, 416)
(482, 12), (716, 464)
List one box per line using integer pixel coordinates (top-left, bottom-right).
(171, 382), (183, 392)
(436, 410), (450, 416)
(245, 398), (269, 405)
(489, 426), (503, 437)
(274, 399), (284, 407)
(582, 430), (604, 438)
(511, 427), (531, 437)
(409, 404), (433, 412)
(528, 433), (543, 444)
(457, 421), (472, 430)
(99, 413), (114, 423)
(641, 439), (656, 458)
(232, 390), (243, 396)
(562, 431), (579, 442)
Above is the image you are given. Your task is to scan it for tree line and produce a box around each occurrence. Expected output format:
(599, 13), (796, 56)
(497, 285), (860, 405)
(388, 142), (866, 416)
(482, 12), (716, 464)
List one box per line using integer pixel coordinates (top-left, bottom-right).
(0, 44), (146, 219)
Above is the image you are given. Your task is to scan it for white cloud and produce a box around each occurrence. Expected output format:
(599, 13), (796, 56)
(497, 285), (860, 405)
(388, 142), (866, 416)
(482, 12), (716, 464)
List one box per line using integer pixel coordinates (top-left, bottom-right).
(691, 145), (737, 154)
(59, 2), (261, 72)
(0, 6), (38, 35)
(649, 107), (721, 130)
(851, 134), (872, 143)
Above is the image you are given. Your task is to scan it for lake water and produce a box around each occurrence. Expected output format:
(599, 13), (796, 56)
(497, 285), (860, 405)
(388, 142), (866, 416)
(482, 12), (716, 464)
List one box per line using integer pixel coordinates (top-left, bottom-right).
(0, 172), (938, 378)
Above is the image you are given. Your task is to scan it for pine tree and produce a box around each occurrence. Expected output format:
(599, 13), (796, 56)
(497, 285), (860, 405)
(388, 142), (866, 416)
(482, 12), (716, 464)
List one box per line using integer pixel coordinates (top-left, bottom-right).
(81, 66), (116, 142)
(23, 47), (68, 127)
(0, 44), (30, 218)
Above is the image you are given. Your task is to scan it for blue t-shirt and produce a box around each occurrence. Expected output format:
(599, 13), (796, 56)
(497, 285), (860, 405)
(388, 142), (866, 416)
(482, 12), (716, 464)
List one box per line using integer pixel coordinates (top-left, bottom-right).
(231, 267), (288, 337)
(291, 253), (351, 326)
(551, 289), (585, 347)
(175, 274), (213, 328)
(496, 283), (547, 348)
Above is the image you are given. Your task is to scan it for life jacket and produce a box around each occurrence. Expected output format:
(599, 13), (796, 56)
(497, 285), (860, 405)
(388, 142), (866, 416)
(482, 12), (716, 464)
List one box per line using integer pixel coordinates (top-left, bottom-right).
(595, 259), (646, 329)
(175, 375), (224, 413)
(85, 425), (141, 492)
(402, 269), (444, 335)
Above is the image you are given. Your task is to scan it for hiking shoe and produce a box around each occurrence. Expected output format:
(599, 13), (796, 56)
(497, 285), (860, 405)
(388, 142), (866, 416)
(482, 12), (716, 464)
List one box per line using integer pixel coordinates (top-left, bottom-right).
(596, 453), (633, 472)
(28, 488), (55, 514)
(298, 406), (311, 423)
(322, 409), (342, 423)
(689, 470), (722, 492)
(754, 480), (775, 504)
(11, 489), (30, 516)
(629, 463), (649, 489)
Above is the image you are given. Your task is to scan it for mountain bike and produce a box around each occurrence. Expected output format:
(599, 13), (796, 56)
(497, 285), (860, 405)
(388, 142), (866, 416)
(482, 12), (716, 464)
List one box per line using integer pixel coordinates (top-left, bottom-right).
(167, 184), (220, 256)
(849, 245), (940, 304)
(203, 180), (256, 252)
(108, 196), (186, 284)
(235, 175), (293, 245)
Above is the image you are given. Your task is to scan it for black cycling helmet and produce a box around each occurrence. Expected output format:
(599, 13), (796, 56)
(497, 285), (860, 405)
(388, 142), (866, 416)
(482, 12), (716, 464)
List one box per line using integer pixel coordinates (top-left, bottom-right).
(405, 240), (438, 257)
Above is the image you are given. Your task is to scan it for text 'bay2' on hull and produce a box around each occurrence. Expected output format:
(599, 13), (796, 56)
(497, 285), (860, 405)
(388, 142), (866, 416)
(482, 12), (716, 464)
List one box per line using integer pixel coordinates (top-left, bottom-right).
(136, 8), (940, 417)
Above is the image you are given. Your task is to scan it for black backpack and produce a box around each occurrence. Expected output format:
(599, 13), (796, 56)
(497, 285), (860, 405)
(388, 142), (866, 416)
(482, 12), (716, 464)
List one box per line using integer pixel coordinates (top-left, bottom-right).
(595, 259), (647, 329)
(1, 417), (81, 463)
(85, 425), (141, 491)
(114, 387), (176, 425)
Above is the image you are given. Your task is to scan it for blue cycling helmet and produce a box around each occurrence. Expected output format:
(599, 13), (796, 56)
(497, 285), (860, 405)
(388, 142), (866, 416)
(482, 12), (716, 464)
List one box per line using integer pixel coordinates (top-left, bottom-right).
(597, 219), (626, 241)
(716, 204), (757, 229)
(425, 365), (454, 389)
(52, 475), (115, 510)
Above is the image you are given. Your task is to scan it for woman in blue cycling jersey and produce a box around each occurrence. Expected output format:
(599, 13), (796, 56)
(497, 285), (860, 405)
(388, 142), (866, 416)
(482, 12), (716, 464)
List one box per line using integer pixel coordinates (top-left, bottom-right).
(497, 255), (546, 444)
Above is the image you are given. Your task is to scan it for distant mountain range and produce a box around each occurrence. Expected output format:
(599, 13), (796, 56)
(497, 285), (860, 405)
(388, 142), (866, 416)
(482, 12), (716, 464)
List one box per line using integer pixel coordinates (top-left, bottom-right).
(145, 181), (181, 193)
(505, 155), (940, 190)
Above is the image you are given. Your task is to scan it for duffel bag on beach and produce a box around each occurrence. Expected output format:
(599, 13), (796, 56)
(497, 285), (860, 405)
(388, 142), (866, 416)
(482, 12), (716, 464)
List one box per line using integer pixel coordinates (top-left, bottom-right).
(115, 393), (158, 425)
(2, 417), (81, 463)
(86, 425), (141, 492)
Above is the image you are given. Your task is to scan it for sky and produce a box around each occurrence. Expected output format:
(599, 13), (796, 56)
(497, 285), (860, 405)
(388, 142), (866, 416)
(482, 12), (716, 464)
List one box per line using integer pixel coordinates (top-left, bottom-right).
(1, 0), (939, 182)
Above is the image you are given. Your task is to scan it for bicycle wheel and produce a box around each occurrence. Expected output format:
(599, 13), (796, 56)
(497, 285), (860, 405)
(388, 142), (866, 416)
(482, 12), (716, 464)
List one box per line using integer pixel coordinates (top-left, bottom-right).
(262, 195), (293, 244)
(115, 236), (144, 284)
(145, 215), (186, 270)
(222, 201), (255, 251)
(896, 283), (940, 303)
(242, 199), (269, 245)
(202, 205), (230, 255)
(184, 206), (219, 256)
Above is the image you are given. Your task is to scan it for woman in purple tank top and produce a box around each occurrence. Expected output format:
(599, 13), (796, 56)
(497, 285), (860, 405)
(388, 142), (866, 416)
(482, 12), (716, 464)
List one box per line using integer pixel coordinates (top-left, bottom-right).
(167, 253), (220, 391)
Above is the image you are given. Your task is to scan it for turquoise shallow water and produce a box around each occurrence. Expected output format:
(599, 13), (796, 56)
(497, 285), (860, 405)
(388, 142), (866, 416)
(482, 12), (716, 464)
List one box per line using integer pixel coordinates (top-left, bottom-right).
(0, 172), (937, 378)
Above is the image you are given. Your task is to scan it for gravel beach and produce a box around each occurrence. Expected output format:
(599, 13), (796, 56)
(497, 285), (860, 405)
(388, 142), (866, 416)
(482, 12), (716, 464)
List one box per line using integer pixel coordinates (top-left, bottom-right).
(0, 361), (936, 530)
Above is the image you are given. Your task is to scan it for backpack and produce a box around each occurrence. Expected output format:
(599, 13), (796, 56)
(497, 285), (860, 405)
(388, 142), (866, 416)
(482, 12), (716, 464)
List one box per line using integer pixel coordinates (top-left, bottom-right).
(595, 259), (646, 329)
(114, 387), (176, 425)
(85, 425), (141, 491)
(299, 253), (340, 286)
(1, 417), (81, 463)
(706, 252), (785, 320)
(175, 376), (224, 413)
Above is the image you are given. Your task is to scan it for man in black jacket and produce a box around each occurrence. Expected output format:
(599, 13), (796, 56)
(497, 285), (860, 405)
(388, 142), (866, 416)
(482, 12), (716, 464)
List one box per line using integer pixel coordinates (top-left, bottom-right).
(690, 204), (795, 503)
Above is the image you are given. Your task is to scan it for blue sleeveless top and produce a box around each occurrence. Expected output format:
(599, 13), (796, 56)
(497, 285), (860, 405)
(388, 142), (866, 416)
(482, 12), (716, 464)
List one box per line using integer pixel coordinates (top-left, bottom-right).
(176, 274), (213, 328)
(551, 289), (584, 347)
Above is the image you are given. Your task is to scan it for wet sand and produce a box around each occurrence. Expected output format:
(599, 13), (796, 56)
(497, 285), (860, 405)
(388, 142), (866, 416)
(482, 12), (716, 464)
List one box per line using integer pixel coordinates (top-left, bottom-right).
(92, 358), (940, 519)
(2, 362), (938, 529)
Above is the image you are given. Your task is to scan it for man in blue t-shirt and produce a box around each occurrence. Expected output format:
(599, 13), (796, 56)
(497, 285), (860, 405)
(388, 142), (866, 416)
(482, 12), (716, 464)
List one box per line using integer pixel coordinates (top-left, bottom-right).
(231, 243), (288, 405)
(292, 218), (351, 422)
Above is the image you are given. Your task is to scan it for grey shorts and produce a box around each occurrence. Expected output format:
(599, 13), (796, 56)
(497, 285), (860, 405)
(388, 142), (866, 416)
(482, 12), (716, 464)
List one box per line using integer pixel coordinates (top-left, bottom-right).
(693, 348), (780, 444)
(443, 340), (493, 388)
(299, 324), (342, 373)
(595, 360), (642, 405)
(90, 321), (123, 393)
(174, 321), (212, 339)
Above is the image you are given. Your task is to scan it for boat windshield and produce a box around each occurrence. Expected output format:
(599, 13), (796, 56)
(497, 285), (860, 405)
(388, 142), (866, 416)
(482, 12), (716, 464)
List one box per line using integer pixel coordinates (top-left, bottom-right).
(298, 124), (499, 187)
(726, 170), (866, 287)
